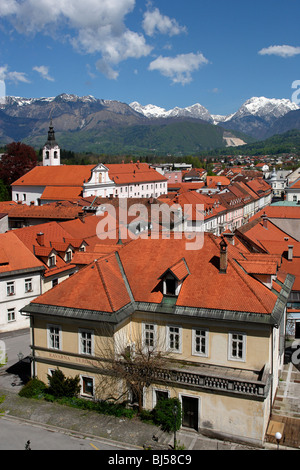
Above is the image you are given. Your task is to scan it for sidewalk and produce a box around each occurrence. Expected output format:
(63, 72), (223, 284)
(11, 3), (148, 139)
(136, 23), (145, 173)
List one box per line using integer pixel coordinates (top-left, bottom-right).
(0, 385), (288, 451)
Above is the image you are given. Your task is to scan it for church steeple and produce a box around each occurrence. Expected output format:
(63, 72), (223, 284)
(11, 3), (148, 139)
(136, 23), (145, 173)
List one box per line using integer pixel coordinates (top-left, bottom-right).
(43, 119), (60, 166)
(47, 119), (57, 144)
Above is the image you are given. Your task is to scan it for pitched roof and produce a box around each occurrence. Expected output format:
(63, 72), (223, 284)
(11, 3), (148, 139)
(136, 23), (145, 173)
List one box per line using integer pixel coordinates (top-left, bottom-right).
(0, 231), (44, 274)
(12, 165), (95, 187)
(31, 233), (281, 316)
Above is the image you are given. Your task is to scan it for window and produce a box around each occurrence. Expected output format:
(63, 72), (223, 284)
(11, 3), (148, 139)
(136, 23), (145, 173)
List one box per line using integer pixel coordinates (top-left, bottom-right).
(45, 151), (49, 159)
(192, 328), (208, 357)
(49, 255), (56, 267)
(167, 326), (181, 353)
(23, 194), (26, 201)
(79, 329), (93, 355)
(52, 278), (58, 288)
(65, 250), (72, 262)
(48, 325), (61, 350)
(81, 376), (94, 397)
(229, 332), (246, 361)
(6, 281), (15, 296)
(165, 278), (177, 296)
(143, 323), (156, 350)
(7, 308), (15, 322)
(25, 278), (33, 293)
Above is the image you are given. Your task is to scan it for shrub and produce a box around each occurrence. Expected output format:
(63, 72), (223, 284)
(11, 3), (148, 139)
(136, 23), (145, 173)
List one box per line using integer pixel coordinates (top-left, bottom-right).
(18, 378), (46, 399)
(152, 398), (182, 433)
(47, 369), (80, 398)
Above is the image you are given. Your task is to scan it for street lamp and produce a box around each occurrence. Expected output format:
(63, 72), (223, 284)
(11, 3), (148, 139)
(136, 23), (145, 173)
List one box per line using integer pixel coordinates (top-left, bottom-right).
(275, 431), (282, 450)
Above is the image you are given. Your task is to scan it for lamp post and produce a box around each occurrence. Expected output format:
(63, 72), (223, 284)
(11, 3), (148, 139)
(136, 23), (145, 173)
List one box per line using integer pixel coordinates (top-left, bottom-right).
(275, 431), (282, 450)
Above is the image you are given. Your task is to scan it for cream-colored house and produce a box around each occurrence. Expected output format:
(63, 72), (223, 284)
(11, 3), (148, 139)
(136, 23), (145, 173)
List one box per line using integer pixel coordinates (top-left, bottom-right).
(22, 233), (294, 446)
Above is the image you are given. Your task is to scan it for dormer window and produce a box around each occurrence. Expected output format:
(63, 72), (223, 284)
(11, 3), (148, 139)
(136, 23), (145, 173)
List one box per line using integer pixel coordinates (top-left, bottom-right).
(159, 258), (190, 302)
(165, 277), (177, 296)
(49, 254), (56, 267)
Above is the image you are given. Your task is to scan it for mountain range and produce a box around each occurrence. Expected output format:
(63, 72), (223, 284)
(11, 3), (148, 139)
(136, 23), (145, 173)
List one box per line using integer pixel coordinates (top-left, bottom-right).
(0, 93), (299, 155)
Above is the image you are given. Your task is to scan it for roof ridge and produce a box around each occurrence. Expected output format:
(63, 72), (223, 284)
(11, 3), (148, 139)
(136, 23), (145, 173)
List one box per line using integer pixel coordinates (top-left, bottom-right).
(94, 258), (116, 312)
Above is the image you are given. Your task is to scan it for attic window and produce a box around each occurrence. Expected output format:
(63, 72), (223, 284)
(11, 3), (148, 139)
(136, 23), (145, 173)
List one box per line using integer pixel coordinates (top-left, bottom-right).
(165, 278), (177, 296)
(49, 255), (56, 267)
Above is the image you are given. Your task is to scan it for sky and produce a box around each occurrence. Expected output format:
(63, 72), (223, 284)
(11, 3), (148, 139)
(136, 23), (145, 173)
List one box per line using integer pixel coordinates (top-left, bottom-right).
(0, 0), (300, 116)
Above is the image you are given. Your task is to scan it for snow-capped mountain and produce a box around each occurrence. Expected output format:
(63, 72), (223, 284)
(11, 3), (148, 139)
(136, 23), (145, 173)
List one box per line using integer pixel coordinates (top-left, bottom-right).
(130, 96), (299, 138)
(130, 101), (213, 122)
(230, 96), (299, 122)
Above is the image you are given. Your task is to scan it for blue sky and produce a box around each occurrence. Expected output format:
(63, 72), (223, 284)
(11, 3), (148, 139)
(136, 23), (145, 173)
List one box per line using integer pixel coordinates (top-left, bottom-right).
(0, 0), (299, 115)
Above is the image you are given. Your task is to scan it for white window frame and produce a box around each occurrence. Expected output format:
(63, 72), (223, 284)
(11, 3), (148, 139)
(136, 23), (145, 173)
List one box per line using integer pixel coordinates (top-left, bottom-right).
(228, 332), (246, 362)
(7, 308), (16, 322)
(47, 324), (62, 350)
(80, 375), (95, 398)
(167, 325), (182, 353)
(6, 281), (15, 296)
(25, 278), (33, 293)
(78, 329), (94, 356)
(142, 323), (157, 351)
(192, 328), (209, 357)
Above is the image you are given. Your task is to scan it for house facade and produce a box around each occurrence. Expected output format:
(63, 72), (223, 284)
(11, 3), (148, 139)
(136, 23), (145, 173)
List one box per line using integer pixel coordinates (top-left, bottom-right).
(0, 231), (45, 333)
(22, 234), (294, 446)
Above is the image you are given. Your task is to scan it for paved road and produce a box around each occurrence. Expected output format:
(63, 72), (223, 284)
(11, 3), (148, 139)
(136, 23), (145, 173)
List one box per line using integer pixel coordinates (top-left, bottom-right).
(0, 416), (137, 451)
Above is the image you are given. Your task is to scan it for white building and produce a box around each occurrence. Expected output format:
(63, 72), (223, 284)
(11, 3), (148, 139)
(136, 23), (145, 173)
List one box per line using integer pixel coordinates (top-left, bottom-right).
(0, 231), (45, 333)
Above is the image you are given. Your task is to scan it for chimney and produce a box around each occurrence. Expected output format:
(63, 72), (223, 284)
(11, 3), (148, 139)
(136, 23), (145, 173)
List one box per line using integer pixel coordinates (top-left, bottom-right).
(223, 231), (235, 245)
(288, 245), (293, 261)
(78, 211), (85, 223)
(36, 232), (44, 246)
(262, 213), (268, 229)
(219, 238), (228, 274)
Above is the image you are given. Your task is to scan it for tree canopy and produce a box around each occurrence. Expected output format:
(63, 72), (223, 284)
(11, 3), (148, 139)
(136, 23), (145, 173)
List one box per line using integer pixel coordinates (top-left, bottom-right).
(0, 142), (37, 186)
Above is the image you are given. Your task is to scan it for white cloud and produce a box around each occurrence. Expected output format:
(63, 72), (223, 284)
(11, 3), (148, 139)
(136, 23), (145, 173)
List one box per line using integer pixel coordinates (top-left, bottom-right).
(0, 0), (152, 79)
(148, 52), (209, 85)
(33, 65), (54, 81)
(0, 65), (30, 84)
(258, 45), (300, 58)
(142, 6), (187, 37)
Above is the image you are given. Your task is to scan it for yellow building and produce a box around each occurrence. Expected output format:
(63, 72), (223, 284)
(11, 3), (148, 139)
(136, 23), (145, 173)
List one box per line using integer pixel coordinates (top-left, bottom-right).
(22, 233), (294, 447)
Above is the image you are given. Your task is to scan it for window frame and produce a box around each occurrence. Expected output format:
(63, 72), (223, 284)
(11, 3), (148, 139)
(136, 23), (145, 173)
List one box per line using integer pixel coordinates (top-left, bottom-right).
(25, 278), (33, 293)
(78, 328), (94, 356)
(228, 331), (246, 362)
(47, 324), (62, 350)
(81, 375), (95, 398)
(192, 327), (209, 357)
(6, 281), (15, 296)
(142, 322), (157, 351)
(167, 325), (182, 353)
(7, 307), (16, 322)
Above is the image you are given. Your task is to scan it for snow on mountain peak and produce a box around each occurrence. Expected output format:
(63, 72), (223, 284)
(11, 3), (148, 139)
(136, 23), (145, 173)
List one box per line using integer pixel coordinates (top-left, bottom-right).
(234, 96), (299, 120)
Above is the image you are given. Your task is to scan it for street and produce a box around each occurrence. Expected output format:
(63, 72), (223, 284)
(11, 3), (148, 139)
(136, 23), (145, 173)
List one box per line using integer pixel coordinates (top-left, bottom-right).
(0, 416), (136, 450)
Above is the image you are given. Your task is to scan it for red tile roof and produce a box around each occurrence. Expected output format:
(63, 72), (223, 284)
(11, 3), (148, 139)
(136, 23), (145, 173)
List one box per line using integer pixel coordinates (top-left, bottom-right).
(32, 233), (280, 315)
(0, 231), (44, 274)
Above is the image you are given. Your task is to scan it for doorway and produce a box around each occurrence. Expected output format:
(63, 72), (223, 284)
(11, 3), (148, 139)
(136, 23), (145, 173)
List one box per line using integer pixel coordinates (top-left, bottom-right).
(181, 396), (199, 430)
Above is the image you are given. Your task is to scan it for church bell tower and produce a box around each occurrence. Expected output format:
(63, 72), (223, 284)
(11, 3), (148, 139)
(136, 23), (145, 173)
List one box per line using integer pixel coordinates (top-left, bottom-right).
(43, 119), (61, 166)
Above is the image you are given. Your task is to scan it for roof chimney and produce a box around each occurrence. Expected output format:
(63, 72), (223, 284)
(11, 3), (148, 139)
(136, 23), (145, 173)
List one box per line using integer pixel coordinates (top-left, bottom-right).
(223, 231), (235, 245)
(288, 245), (293, 261)
(262, 213), (268, 229)
(36, 232), (44, 246)
(219, 238), (228, 274)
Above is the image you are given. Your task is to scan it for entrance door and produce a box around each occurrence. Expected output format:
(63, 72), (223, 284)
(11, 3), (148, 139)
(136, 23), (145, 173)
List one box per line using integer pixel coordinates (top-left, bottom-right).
(182, 396), (198, 430)
(296, 321), (300, 339)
